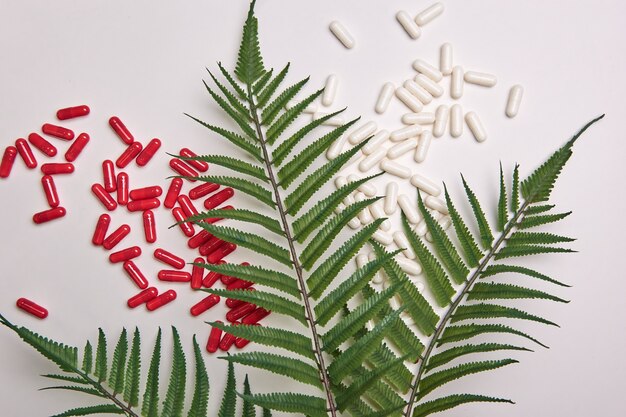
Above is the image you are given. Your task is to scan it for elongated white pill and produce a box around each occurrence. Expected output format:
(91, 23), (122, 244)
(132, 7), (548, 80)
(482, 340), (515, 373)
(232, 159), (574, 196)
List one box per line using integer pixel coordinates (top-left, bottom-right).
(450, 104), (463, 138)
(369, 200), (390, 231)
(412, 59), (443, 82)
(326, 134), (348, 160)
(375, 82), (395, 114)
(404, 79), (433, 105)
(384, 182), (398, 215)
(396, 87), (424, 113)
(359, 147), (387, 172)
(380, 159), (411, 179)
(415, 74), (444, 98)
(410, 173), (441, 196)
(387, 139), (418, 159)
(465, 111), (487, 142)
(362, 130), (390, 155)
(396, 11), (421, 39)
(396, 256), (422, 276)
(393, 231), (415, 259)
(356, 253), (368, 269)
(450, 66), (464, 99)
(354, 192), (374, 224)
(398, 194), (422, 224)
(349, 121), (377, 145)
(343, 191), (355, 208)
(390, 124), (422, 142)
(433, 105), (449, 138)
(425, 195), (449, 214)
(415, 2), (445, 26)
(335, 176), (347, 189)
(347, 174), (376, 197)
(506, 85), (524, 118)
(439, 216), (452, 230)
(322, 74), (338, 107)
(368, 252), (385, 285)
(313, 112), (345, 126)
(335, 202), (360, 229)
(414, 131), (432, 163)
(402, 112), (435, 125)
(372, 229), (393, 245)
(414, 220), (428, 237)
(464, 71), (497, 87)
(286, 100), (318, 113)
(430, 209), (444, 221)
(440, 43), (453, 75)
(329, 21), (355, 49)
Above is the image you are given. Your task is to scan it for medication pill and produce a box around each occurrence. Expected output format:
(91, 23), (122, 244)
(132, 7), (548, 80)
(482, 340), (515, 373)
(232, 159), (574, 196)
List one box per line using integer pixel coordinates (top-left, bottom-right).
(506, 85), (524, 118)
(369, 200), (391, 231)
(348, 121), (377, 145)
(347, 174), (376, 197)
(329, 21), (355, 49)
(109, 116), (134, 144)
(362, 130), (389, 155)
(191, 257), (206, 289)
(450, 66), (464, 99)
(102, 160), (116, 192)
(367, 252), (385, 284)
(146, 289), (177, 311)
(41, 163), (74, 175)
(395, 87), (423, 113)
(450, 104), (463, 138)
(15, 139), (37, 169)
(286, 99), (318, 113)
(189, 230), (213, 249)
(235, 336), (251, 349)
(180, 148), (209, 172)
(415, 2), (445, 25)
(16, 298), (48, 319)
(32, 207), (66, 224)
(41, 175), (59, 207)
(433, 105), (449, 138)
(127, 287), (158, 308)
(203, 269), (223, 288)
(207, 322), (223, 353)
(154, 249), (186, 269)
(204, 187), (234, 210)
(325, 134), (347, 160)
(123, 261), (149, 289)
(103, 224), (131, 250)
(64, 132), (90, 162)
(359, 147), (386, 172)
(91, 183), (117, 211)
(410, 173), (441, 196)
(402, 112), (435, 125)
(116, 142), (143, 168)
(109, 246), (142, 263)
(127, 198), (160, 212)
(42, 123), (74, 141)
(396, 11), (421, 39)
(440, 43), (453, 75)
(355, 253), (368, 269)
(396, 256), (422, 276)
(404, 79), (432, 105)
(464, 71), (497, 87)
(387, 139), (418, 159)
(375, 82), (395, 114)
(390, 124), (422, 142)
(172, 207), (195, 237)
(57, 105), (90, 120)
(208, 242), (237, 263)
(425, 195), (449, 214)
(117, 173), (129, 205)
(164, 178), (183, 208)
(158, 270), (192, 282)
(465, 111), (487, 142)
(0, 146), (17, 178)
(219, 330), (238, 352)
(130, 185), (162, 201)
(312, 112), (345, 126)
(415, 74), (444, 98)
(28, 133), (57, 157)
(372, 230), (393, 245)
(242, 308), (271, 325)
(384, 182), (398, 215)
(177, 194), (198, 218)
(227, 278), (254, 291)
(380, 159), (411, 179)
(143, 210), (157, 243)
(169, 158), (199, 180)
(92, 214), (111, 245)
(414, 131), (432, 163)
(190, 294), (220, 316)
(414, 221), (428, 237)
(393, 231), (415, 259)
(227, 303), (256, 323)
(412, 59), (443, 82)
(322, 74), (338, 107)
(354, 192), (373, 224)
(189, 182), (219, 200)
(136, 138), (161, 166)
(398, 194), (422, 224)
(226, 289), (254, 308)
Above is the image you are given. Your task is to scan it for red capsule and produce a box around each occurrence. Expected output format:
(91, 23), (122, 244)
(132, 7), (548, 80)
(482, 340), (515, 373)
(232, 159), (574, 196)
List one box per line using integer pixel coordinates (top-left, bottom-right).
(123, 261), (149, 289)
(154, 248), (185, 269)
(235, 336), (251, 349)
(226, 302), (256, 322)
(226, 288), (255, 308)
(15, 139), (37, 169)
(241, 307), (271, 325)
(102, 160), (116, 192)
(65, 132), (90, 162)
(227, 278), (254, 291)
(199, 236), (226, 256)
(92, 214), (111, 245)
(207, 321), (223, 353)
(28, 133), (57, 157)
(204, 187), (234, 210)
(41, 163), (74, 175)
(127, 287), (158, 308)
(136, 138), (161, 166)
(41, 175), (59, 207)
(202, 260), (225, 288)
(191, 257), (205, 289)
(127, 198), (160, 212)
(178, 194), (199, 218)
(180, 148), (209, 172)
(208, 242), (236, 263)
(219, 329), (238, 352)
(57, 105), (90, 120)
(143, 210), (157, 243)
(146, 289), (177, 311)
(188, 230), (213, 249)
(42, 123), (74, 140)
(33, 207), (66, 224)
(221, 262), (249, 285)
(102, 224), (131, 250)
(16, 298), (48, 319)
(110, 246), (142, 263)
(129, 185), (162, 200)
(116, 172), (129, 205)
(91, 183), (117, 211)
(190, 294), (220, 316)
(109, 116), (134, 145)
(172, 207), (194, 237)
(116, 142), (143, 168)
(169, 159), (198, 181)
(189, 182), (219, 200)
(164, 178), (183, 209)
(158, 270), (192, 282)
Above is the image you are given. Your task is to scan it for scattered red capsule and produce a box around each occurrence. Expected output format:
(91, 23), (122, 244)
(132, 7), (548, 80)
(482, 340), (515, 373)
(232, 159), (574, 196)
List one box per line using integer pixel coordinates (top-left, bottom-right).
(191, 257), (205, 289)
(172, 207), (194, 237)
(92, 214), (111, 245)
(227, 278), (254, 291)
(169, 159), (198, 180)
(221, 262), (249, 285)
(65, 133), (90, 162)
(226, 302), (256, 322)
(219, 329), (238, 352)
(42, 123), (74, 140)
(235, 336), (251, 349)
(241, 307), (271, 325)
(110, 246), (142, 263)
(16, 298), (48, 319)
(208, 242), (236, 263)
(102, 160), (116, 192)
(188, 230), (213, 249)
(102, 224), (131, 250)
(190, 294), (220, 316)
(28, 133), (57, 157)
(189, 182), (219, 200)
(127, 198), (160, 212)
(226, 288), (255, 308)
(123, 261), (149, 289)
(41, 175), (59, 208)
(146, 289), (177, 311)
(127, 287), (158, 308)
(116, 172), (129, 205)
(205, 205), (233, 223)
(204, 187), (234, 210)
(57, 105), (90, 120)
(199, 236), (226, 257)
(15, 139), (37, 169)
(203, 260), (225, 288)
(33, 207), (66, 224)
(158, 270), (192, 282)
(179, 148), (209, 172)
(109, 116), (134, 144)
(136, 138), (161, 166)
(178, 194), (199, 218)
(129, 185), (162, 200)
(116, 142), (143, 168)
(91, 183), (117, 211)
(154, 248), (185, 269)
(143, 210), (157, 243)
(207, 322), (223, 353)
(41, 163), (74, 175)
(164, 178), (183, 208)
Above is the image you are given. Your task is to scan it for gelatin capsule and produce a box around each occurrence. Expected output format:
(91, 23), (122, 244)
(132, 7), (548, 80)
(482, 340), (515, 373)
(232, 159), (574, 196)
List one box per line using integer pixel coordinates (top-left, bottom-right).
(325, 135), (347, 160)
(180, 148), (209, 172)
(110, 246), (142, 263)
(203, 261), (225, 287)
(178, 194), (199, 218)
(28, 133), (57, 157)
(359, 147), (386, 172)
(122, 260), (149, 289)
(395, 87), (423, 113)
(226, 302), (256, 322)
(102, 224), (131, 250)
(117, 173), (129, 205)
(410, 173), (441, 196)
(127, 198), (160, 212)
(204, 187), (234, 210)
(33, 207), (66, 224)
(235, 336), (251, 349)
(219, 330), (237, 352)
(464, 71), (497, 87)
(102, 160), (116, 192)
(390, 124), (422, 142)
(402, 112), (436, 125)
(380, 159), (411, 179)
(226, 288), (255, 308)
(398, 194), (422, 224)
(425, 195), (449, 214)
(158, 270), (192, 282)
(415, 2), (445, 26)
(65, 132), (90, 162)
(146, 289), (177, 311)
(191, 257), (205, 289)
(412, 59), (443, 82)
(450, 104), (463, 138)
(136, 138), (161, 166)
(221, 271), (237, 286)
(396, 11), (421, 39)
(450, 66), (464, 99)
(129, 185), (162, 200)
(57, 105), (90, 120)
(433, 105), (449, 138)
(190, 294), (220, 316)
(15, 139), (37, 169)
(440, 43), (453, 76)
(154, 248), (186, 269)
(143, 210), (157, 243)
(199, 236), (226, 256)
(91, 183), (117, 211)
(164, 178), (183, 208)
(384, 182), (398, 215)
(241, 308), (271, 325)
(189, 230), (213, 249)
(127, 287), (158, 308)
(172, 207), (195, 237)
(368, 200), (391, 231)
(42, 123), (74, 140)
(92, 214), (111, 245)
(207, 322), (223, 353)
(208, 242), (236, 263)
(465, 111), (487, 143)
(396, 256), (422, 276)
(387, 139), (417, 159)
(41, 175), (59, 207)
(375, 82), (395, 114)
(322, 74), (338, 107)
(189, 182), (219, 200)
(116, 142), (143, 168)
(41, 163), (74, 175)
(361, 130), (389, 155)
(506, 85), (524, 118)
(0, 146), (18, 178)
(329, 20), (355, 49)
(348, 121), (377, 145)
(415, 74), (444, 98)
(169, 159), (198, 180)
(414, 131), (432, 163)
(227, 278), (254, 291)
(404, 79), (433, 105)
(16, 298), (48, 319)
(393, 231), (416, 259)
(109, 116), (134, 144)
(372, 229), (393, 245)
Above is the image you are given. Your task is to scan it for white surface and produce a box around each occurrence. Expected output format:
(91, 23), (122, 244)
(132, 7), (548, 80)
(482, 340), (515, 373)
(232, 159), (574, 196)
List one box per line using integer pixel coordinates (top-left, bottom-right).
(0, 1), (625, 416)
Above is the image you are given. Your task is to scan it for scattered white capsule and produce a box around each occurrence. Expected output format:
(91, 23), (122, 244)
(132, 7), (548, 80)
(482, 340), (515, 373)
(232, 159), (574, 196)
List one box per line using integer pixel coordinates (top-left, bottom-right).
(313, 112), (345, 126)
(389, 294), (402, 310)
(410, 173), (441, 196)
(440, 43), (453, 76)
(396, 11), (421, 39)
(347, 174), (376, 197)
(396, 256), (422, 276)
(356, 253), (368, 269)
(380, 159), (412, 179)
(398, 194), (422, 224)
(414, 131), (432, 163)
(354, 192), (374, 224)
(348, 121), (377, 145)
(322, 74), (338, 107)
(369, 200), (390, 231)
(395, 87), (424, 113)
(326, 134), (348, 160)
(286, 99), (318, 114)
(433, 105), (449, 138)
(425, 195), (449, 214)
(450, 66), (464, 99)
(506, 85), (524, 118)
(384, 182), (398, 215)
(334, 176), (347, 189)
(404, 79), (433, 105)
(414, 220), (428, 237)
(343, 192), (356, 209)
(329, 21), (355, 49)
(430, 209), (444, 221)
(375, 82), (395, 114)
(387, 139), (418, 159)
(368, 252), (385, 284)
(415, 74), (444, 98)
(393, 231), (415, 259)
(412, 59), (443, 82)
(359, 147), (387, 172)
(449, 104), (463, 138)
(336, 202), (360, 229)
(402, 112), (435, 125)
(415, 2), (445, 26)
(390, 124), (422, 142)
(362, 129), (389, 155)
(465, 111), (487, 142)
(372, 229), (393, 245)
(464, 71), (497, 87)
(439, 215), (452, 230)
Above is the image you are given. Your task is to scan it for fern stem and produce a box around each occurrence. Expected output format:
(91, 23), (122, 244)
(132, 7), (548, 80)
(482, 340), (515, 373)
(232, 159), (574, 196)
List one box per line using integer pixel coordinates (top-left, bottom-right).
(75, 370), (139, 417)
(245, 85), (339, 417)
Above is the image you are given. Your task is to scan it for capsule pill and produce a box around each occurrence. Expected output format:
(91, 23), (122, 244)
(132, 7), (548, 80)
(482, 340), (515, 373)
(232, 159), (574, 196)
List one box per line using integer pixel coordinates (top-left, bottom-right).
(322, 74), (338, 107)
(325, 134), (347, 160)
(116, 142), (143, 168)
(102, 160), (116, 192)
(180, 148), (209, 172)
(450, 104), (463, 138)
(348, 121), (377, 145)
(412, 59), (443, 82)
(465, 111), (487, 142)
(410, 173), (441, 196)
(189, 182), (219, 200)
(372, 229), (393, 245)
(390, 124), (422, 142)
(208, 242), (236, 263)
(172, 207), (195, 237)
(127, 287), (158, 308)
(129, 186), (162, 201)
(109, 116), (134, 145)
(110, 246), (142, 263)
(190, 294), (220, 316)
(41, 175), (59, 207)
(123, 261), (149, 289)
(127, 198), (160, 212)
(425, 195), (449, 214)
(164, 178), (183, 208)
(242, 308), (271, 325)
(362, 130), (389, 155)
(33, 207), (66, 224)
(169, 159), (198, 180)
(199, 236), (226, 257)
(450, 66), (464, 99)
(387, 139), (418, 159)
(116, 173), (129, 205)
(433, 105), (449, 138)
(191, 257), (205, 289)
(102, 224), (131, 250)
(393, 231), (416, 259)
(91, 183), (117, 211)
(15, 139), (37, 169)
(414, 131), (432, 163)
(28, 133), (57, 157)
(146, 290), (177, 311)
(440, 43), (453, 75)
(57, 105), (90, 120)
(65, 133), (90, 162)
(16, 298), (48, 319)
(402, 112), (435, 125)
(375, 82), (395, 114)
(204, 187), (234, 210)
(415, 2), (445, 26)
(396, 11), (421, 39)
(177, 194), (199, 218)
(136, 138), (161, 166)
(189, 230), (213, 249)
(92, 214), (111, 245)
(41, 163), (74, 175)
(380, 159), (411, 179)
(384, 182), (398, 215)
(506, 85), (524, 118)
(143, 210), (157, 243)
(207, 322), (223, 353)
(396, 256), (422, 276)
(219, 330), (237, 352)
(158, 270), (192, 282)
(154, 248), (186, 269)
(404, 79), (433, 105)
(359, 147), (386, 172)
(398, 194), (422, 224)
(464, 71), (497, 87)
(227, 303), (256, 323)
(329, 21), (355, 49)
(42, 123), (74, 141)
(395, 87), (423, 113)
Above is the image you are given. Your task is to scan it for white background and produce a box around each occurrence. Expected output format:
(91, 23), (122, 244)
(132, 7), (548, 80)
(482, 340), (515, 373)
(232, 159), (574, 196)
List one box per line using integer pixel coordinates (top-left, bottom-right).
(0, 1), (624, 416)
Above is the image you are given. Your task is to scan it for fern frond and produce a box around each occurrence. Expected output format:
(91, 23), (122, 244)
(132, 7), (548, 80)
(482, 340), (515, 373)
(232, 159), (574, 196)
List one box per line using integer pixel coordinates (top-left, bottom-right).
(161, 327), (186, 417)
(141, 328), (161, 417)
(188, 175), (274, 207)
(525, 203), (555, 215)
(261, 77), (309, 125)
(507, 231), (575, 245)
(208, 70), (251, 120)
(518, 211), (572, 229)
(367, 344), (414, 393)
(511, 164), (520, 212)
(41, 374), (89, 385)
(239, 392), (328, 417)
(94, 329), (107, 382)
(187, 208), (284, 236)
(223, 352), (322, 388)
(40, 385), (105, 398)
(178, 153), (267, 181)
(411, 394), (513, 417)
(123, 328), (140, 407)
(50, 405), (125, 416)
(266, 89), (325, 144)
(219, 362), (237, 417)
(468, 282), (568, 303)
(451, 303), (558, 326)
(257, 63), (289, 107)
(82, 341), (92, 374)
(497, 163), (508, 231)
(218, 61), (247, 99)
(438, 323), (548, 348)
(426, 343), (531, 371)
(203, 81), (258, 140)
(481, 264), (570, 287)
(253, 68), (273, 95)
(235, 0), (265, 84)
(187, 335), (209, 417)
(242, 376), (255, 417)
(496, 244), (575, 259)
(108, 328), (128, 395)
(444, 185), (482, 267)
(461, 174), (494, 249)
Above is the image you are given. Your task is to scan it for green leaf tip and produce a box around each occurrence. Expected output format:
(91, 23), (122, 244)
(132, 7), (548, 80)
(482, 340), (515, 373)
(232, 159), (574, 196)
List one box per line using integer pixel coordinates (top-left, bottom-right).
(235, 0), (266, 84)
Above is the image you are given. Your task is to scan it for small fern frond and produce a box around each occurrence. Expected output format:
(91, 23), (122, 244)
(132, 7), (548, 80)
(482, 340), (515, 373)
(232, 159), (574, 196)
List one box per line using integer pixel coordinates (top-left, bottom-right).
(461, 174), (494, 249)
(219, 362), (237, 417)
(187, 208), (284, 236)
(206, 288), (306, 324)
(208, 69), (251, 120)
(123, 328), (141, 406)
(507, 231), (575, 245)
(511, 164), (520, 212)
(239, 392), (328, 417)
(496, 244), (575, 259)
(81, 341), (92, 374)
(253, 68), (273, 95)
(261, 77), (309, 125)
(187, 174), (274, 207)
(444, 185), (483, 267)
(50, 405), (125, 416)
(177, 153), (267, 181)
(411, 394), (513, 417)
(223, 352), (322, 388)
(235, 0), (265, 84)
(426, 343), (531, 371)
(187, 335), (209, 417)
(108, 328), (128, 395)
(451, 304), (558, 326)
(94, 329), (107, 382)
(467, 282), (569, 303)
(161, 327), (186, 417)
(257, 63), (290, 107)
(218, 61), (247, 99)
(142, 328), (161, 417)
(518, 211), (572, 229)
(39, 385), (105, 398)
(481, 264), (570, 287)
(497, 163), (508, 231)
(203, 81), (258, 140)
(525, 203), (555, 215)
(438, 323), (548, 348)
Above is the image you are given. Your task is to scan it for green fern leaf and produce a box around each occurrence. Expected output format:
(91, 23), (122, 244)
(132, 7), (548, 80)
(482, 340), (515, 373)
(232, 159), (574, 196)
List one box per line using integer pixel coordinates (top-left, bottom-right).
(451, 303), (558, 326)
(525, 204), (555, 215)
(257, 63), (289, 107)
(187, 208), (283, 236)
(242, 376), (256, 417)
(206, 288), (306, 324)
(511, 164), (520, 212)
(253, 68), (273, 95)
(141, 328), (161, 417)
(261, 77), (309, 125)
(367, 344), (414, 393)
(82, 341), (92, 374)
(507, 231), (575, 245)
(187, 335), (209, 417)
(94, 329), (107, 382)
(497, 163), (508, 231)
(108, 328), (128, 395)
(438, 323), (548, 348)
(468, 282), (568, 303)
(443, 185), (482, 267)
(203, 81), (258, 140)
(219, 362), (237, 417)
(235, 0), (265, 84)
(222, 352), (322, 388)
(349, 366), (406, 412)
(360, 406), (406, 417)
(411, 394), (513, 417)
(218, 62), (247, 99)
(518, 211), (572, 229)
(426, 343), (531, 371)
(41, 374), (89, 385)
(50, 405), (125, 416)
(123, 328), (140, 407)
(261, 408), (272, 417)
(39, 385), (105, 398)
(481, 264), (570, 287)
(461, 175), (494, 249)
(162, 327), (186, 417)
(178, 154), (267, 181)
(239, 392), (328, 417)
(266, 89), (325, 145)
(188, 175), (274, 207)
(496, 244), (575, 259)
(208, 70), (251, 119)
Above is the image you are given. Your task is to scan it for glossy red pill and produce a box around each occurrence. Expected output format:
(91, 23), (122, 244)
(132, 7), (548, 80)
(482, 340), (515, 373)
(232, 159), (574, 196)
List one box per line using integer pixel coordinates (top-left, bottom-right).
(109, 116), (134, 145)
(102, 224), (131, 250)
(158, 270), (192, 282)
(172, 207), (194, 237)
(57, 105), (90, 120)
(127, 287), (158, 308)
(136, 138), (161, 166)
(92, 214), (111, 245)
(226, 288), (255, 309)
(110, 246), (142, 263)
(143, 210), (157, 243)
(129, 186), (162, 200)
(178, 194), (199, 218)
(102, 160), (116, 192)
(221, 262), (248, 285)
(116, 142), (143, 168)
(241, 307), (271, 325)
(226, 302), (256, 323)
(199, 236), (226, 256)
(191, 257), (205, 289)
(116, 173), (129, 205)
(169, 159), (198, 181)
(42, 123), (74, 140)
(235, 336), (251, 349)
(127, 198), (159, 212)
(16, 298), (48, 319)
(227, 278), (254, 291)
(65, 132), (90, 162)
(33, 207), (66, 224)
(28, 133), (57, 157)
(91, 183), (117, 211)
(190, 294), (220, 316)
(188, 230), (213, 249)
(219, 330), (237, 352)
(208, 242), (236, 263)
(189, 182), (219, 200)
(207, 322), (223, 353)
(123, 261), (149, 289)
(146, 290), (177, 311)
(202, 260), (225, 288)
(41, 163), (74, 175)
(154, 248), (185, 269)
(180, 148), (209, 172)
(204, 205), (232, 223)
(15, 139), (37, 169)
(41, 175), (59, 208)
(164, 178), (183, 208)
(204, 187), (234, 210)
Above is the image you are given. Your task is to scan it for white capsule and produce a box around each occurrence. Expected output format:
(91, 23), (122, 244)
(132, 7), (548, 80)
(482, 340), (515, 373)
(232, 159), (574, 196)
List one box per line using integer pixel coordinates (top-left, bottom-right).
(506, 85), (524, 118)
(326, 134), (348, 160)
(440, 43), (453, 76)
(396, 11), (421, 39)
(389, 294), (402, 311)
(356, 253), (368, 269)
(286, 99), (318, 114)
(398, 194), (422, 224)
(390, 124), (422, 142)
(396, 256), (422, 276)
(415, 2), (445, 26)
(387, 139), (418, 159)
(313, 112), (345, 126)
(450, 66), (464, 99)
(464, 71), (497, 87)
(414, 220), (428, 237)
(329, 21), (355, 49)
(402, 112), (435, 125)
(433, 105), (449, 138)
(393, 231), (415, 259)
(322, 74), (338, 107)
(395, 87), (424, 113)
(343, 192), (355, 208)
(349, 121), (377, 145)
(368, 252), (385, 284)
(362, 129), (389, 155)
(430, 209), (444, 221)
(380, 159), (411, 179)
(439, 216), (452, 230)
(354, 192), (374, 225)
(465, 111), (487, 142)
(415, 74), (444, 98)
(450, 104), (463, 138)
(335, 175), (347, 189)
(369, 200), (390, 231)
(410, 173), (441, 196)
(412, 59), (443, 82)
(404, 79), (433, 105)
(414, 131), (432, 163)
(425, 195), (449, 214)
(384, 182), (398, 215)
(375, 82), (395, 114)
(347, 174), (376, 197)
(359, 147), (386, 172)
(372, 229), (393, 245)
(336, 202), (360, 229)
